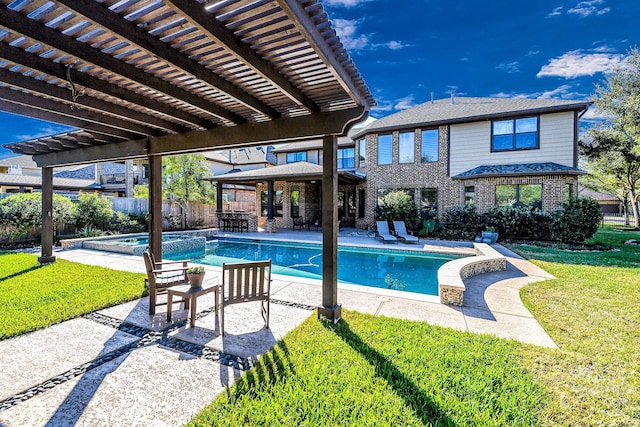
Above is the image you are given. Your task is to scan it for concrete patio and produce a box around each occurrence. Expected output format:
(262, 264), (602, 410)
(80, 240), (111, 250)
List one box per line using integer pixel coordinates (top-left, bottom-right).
(0, 232), (557, 426)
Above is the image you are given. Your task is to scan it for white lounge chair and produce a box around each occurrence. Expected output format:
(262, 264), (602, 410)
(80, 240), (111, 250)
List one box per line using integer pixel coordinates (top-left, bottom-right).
(393, 221), (419, 243)
(375, 221), (397, 243)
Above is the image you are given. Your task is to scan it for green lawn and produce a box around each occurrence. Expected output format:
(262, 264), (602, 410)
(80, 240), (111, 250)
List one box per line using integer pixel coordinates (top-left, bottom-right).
(0, 252), (145, 339)
(188, 228), (640, 427)
(1, 228), (638, 426)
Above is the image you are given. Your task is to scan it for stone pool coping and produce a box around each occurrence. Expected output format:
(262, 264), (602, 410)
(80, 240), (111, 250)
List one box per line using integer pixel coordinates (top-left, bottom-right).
(60, 229), (219, 255)
(438, 243), (507, 306)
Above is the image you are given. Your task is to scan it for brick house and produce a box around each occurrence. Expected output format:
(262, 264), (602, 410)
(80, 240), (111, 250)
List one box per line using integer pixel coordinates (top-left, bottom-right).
(351, 97), (590, 229)
(215, 97), (590, 230)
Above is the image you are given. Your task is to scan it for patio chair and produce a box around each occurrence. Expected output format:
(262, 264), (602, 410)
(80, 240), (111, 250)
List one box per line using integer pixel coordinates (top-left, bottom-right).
(392, 221), (419, 244)
(143, 249), (189, 315)
(375, 221), (397, 243)
(292, 216), (307, 231)
(220, 259), (272, 336)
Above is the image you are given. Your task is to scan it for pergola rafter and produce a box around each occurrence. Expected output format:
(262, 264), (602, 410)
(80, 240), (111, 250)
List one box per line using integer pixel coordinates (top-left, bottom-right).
(0, 0), (375, 324)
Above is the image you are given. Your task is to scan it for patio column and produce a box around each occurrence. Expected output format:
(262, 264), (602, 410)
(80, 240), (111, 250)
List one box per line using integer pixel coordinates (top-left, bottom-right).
(318, 134), (341, 323)
(267, 180), (274, 219)
(266, 180), (276, 232)
(148, 154), (162, 261)
(216, 182), (223, 212)
(38, 166), (55, 265)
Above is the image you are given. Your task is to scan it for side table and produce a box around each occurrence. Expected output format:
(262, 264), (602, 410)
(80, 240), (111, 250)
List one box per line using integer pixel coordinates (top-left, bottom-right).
(166, 279), (219, 328)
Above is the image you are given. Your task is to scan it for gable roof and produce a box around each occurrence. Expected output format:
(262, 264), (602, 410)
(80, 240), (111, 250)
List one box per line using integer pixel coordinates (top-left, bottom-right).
(207, 161), (364, 184)
(271, 136), (353, 153)
(452, 162), (586, 179)
(353, 97), (590, 137)
(0, 173), (94, 189)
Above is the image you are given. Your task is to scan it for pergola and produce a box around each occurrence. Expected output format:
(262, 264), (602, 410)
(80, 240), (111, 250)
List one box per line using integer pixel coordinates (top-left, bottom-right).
(0, 0), (375, 323)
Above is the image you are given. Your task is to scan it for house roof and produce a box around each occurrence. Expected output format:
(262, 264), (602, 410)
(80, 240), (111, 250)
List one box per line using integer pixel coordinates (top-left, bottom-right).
(203, 146), (274, 166)
(0, 173), (95, 189)
(0, 155), (39, 169)
(353, 97), (591, 137)
(271, 136), (353, 153)
(452, 162), (586, 179)
(206, 161), (365, 184)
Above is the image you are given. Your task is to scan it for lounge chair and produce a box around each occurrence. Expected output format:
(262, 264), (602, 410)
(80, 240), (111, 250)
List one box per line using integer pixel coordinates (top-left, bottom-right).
(220, 259), (272, 336)
(375, 221), (397, 243)
(393, 221), (419, 243)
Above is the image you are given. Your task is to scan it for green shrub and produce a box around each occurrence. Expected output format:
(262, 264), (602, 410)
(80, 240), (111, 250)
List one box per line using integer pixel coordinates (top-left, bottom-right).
(552, 197), (603, 243)
(0, 193), (75, 242)
(441, 205), (484, 240)
(106, 211), (144, 234)
(483, 207), (553, 241)
(75, 193), (113, 230)
(375, 190), (419, 229)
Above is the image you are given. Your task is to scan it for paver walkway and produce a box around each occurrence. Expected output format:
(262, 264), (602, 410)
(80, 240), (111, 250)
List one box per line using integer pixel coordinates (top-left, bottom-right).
(0, 233), (557, 426)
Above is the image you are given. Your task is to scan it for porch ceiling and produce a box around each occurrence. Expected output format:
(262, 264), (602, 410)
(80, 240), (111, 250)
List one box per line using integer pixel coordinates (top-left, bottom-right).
(207, 161), (365, 184)
(0, 0), (375, 167)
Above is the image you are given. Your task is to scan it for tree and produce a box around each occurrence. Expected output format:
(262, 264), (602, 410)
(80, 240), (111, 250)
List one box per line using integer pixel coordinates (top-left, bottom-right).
(580, 48), (640, 228)
(163, 154), (215, 226)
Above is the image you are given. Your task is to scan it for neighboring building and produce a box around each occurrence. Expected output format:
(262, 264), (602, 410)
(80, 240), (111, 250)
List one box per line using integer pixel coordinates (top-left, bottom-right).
(213, 97), (591, 230)
(352, 97), (590, 228)
(578, 185), (622, 214)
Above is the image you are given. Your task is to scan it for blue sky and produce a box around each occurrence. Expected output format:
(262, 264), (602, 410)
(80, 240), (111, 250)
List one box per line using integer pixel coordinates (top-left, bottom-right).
(0, 0), (637, 159)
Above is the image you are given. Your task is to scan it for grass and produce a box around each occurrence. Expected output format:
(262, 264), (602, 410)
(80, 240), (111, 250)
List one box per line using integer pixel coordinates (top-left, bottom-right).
(188, 227), (640, 426)
(189, 312), (546, 427)
(2, 228), (639, 426)
(0, 252), (145, 339)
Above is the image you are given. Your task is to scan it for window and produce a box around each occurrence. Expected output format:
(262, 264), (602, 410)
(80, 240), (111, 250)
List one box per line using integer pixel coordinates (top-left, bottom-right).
(261, 189), (284, 217)
(377, 134), (392, 165)
(358, 189), (365, 218)
(377, 188), (392, 206)
(291, 190), (300, 218)
(260, 190), (268, 216)
(399, 132), (415, 163)
(358, 139), (366, 167)
(274, 190), (283, 217)
(421, 129), (439, 162)
(337, 148), (355, 169)
(496, 184), (542, 209)
(421, 188), (438, 215)
(465, 186), (475, 205)
(286, 151), (307, 163)
(492, 117), (538, 151)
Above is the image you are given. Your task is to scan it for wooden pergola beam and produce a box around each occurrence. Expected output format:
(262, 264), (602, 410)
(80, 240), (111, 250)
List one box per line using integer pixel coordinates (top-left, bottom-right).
(165, 0), (319, 113)
(54, 0), (280, 120)
(0, 5), (244, 125)
(0, 99), (137, 141)
(0, 67), (183, 135)
(0, 43), (208, 131)
(31, 107), (366, 167)
(0, 88), (150, 139)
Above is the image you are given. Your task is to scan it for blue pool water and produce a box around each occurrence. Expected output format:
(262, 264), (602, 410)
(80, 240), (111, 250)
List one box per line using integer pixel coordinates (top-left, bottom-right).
(166, 238), (462, 296)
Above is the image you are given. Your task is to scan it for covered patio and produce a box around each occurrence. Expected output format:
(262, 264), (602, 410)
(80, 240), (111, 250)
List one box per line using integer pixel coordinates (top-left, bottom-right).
(0, 0), (375, 323)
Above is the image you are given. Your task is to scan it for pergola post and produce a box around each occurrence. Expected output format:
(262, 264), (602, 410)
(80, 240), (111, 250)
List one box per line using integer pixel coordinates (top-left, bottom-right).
(318, 134), (341, 323)
(148, 154), (162, 261)
(38, 166), (55, 265)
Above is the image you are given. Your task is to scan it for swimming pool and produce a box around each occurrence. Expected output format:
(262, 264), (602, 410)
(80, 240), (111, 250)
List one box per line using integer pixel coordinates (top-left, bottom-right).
(166, 238), (462, 296)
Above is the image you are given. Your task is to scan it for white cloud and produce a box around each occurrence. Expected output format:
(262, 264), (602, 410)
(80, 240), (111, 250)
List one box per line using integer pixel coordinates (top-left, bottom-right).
(323, 0), (372, 7)
(394, 95), (416, 110)
(386, 40), (410, 50)
(537, 49), (624, 78)
(333, 18), (369, 50)
(567, 0), (610, 17)
(14, 124), (76, 142)
(491, 85), (587, 100)
(547, 6), (563, 17)
(496, 61), (520, 73)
